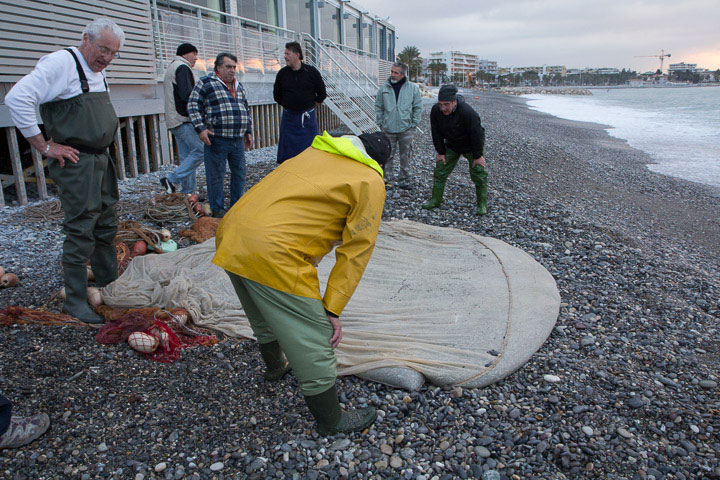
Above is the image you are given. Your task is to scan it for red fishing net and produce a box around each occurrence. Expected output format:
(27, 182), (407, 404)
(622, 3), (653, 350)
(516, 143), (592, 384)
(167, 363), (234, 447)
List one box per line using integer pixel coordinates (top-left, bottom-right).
(0, 306), (88, 327)
(95, 308), (219, 363)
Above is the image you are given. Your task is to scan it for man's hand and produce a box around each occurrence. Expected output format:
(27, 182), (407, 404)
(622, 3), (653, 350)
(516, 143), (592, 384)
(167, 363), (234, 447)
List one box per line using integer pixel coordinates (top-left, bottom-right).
(473, 155), (486, 168)
(436, 154), (446, 164)
(27, 135), (79, 168)
(198, 129), (214, 146)
(327, 314), (342, 348)
(244, 133), (253, 150)
(47, 141), (80, 168)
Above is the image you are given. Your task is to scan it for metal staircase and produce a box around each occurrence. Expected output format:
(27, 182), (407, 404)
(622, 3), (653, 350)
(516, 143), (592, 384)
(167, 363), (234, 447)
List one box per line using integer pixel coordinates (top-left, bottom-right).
(299, 33), (380, 135)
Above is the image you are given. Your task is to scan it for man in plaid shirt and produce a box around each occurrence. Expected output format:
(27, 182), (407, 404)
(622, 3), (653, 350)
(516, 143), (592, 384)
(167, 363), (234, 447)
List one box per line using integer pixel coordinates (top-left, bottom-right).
(188, 52), (253, 217)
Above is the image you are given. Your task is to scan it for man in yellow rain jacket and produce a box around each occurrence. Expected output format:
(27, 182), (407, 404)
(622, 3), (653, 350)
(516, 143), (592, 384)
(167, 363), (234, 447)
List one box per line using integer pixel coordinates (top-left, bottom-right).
(213, 131), (390, 435)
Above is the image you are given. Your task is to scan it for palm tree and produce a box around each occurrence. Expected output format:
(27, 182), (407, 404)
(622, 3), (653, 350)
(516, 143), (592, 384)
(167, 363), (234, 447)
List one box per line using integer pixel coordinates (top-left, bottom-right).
(397, 45), (422, 81)
(428, 61), (447, 86)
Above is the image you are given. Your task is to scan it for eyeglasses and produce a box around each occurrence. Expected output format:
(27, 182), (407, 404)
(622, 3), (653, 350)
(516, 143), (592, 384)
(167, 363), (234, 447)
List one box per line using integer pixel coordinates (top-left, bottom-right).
(98, 45), (120, 59)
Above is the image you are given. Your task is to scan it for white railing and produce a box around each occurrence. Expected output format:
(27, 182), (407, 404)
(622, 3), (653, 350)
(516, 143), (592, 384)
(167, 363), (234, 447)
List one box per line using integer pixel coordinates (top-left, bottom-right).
(320, 39), (379, 96)
(301, 33), (379, 135)
(151, 0), (379, 134)
(151, 0), (295, 77)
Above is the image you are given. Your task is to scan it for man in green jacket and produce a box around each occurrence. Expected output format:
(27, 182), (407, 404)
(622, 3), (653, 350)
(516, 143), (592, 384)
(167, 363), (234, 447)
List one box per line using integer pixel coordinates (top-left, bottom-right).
(374, 62), (422, 188)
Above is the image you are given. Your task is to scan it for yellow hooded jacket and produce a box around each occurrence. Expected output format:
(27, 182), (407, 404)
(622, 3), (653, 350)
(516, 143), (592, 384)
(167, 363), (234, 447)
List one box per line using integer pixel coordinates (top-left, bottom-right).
(213, 133), (386, 316)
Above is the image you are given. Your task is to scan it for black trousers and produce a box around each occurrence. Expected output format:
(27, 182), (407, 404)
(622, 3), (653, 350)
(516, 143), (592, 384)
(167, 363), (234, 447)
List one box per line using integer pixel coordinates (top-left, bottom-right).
(0, 393), (11, 436)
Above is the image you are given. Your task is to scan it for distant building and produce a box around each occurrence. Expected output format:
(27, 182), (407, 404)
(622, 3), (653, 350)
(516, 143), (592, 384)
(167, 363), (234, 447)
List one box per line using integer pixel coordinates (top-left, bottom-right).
(429, 51), (479, 83)
(627, 79), (647, 86)
(545, 65), (566, 76)
(597, 68), (621, 75)
(512, 66), (543, 74)
(668, 62), (699, 73)
(477, 59), (498, 75)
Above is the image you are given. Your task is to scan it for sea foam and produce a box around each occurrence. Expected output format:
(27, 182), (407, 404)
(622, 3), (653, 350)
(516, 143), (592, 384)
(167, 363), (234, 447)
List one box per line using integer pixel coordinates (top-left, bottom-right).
(524, 87), (720, 188)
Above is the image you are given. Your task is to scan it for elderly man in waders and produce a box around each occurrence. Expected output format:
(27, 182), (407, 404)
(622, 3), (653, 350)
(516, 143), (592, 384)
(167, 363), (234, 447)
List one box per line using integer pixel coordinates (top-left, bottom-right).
(273, 41), (327, 164)
(214, 131), (391, 435)
(5, 18), (123, 323)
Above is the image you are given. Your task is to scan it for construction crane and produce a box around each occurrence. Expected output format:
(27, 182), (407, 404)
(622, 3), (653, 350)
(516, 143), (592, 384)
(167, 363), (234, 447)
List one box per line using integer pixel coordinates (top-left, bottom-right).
(635, 49), (671, 73)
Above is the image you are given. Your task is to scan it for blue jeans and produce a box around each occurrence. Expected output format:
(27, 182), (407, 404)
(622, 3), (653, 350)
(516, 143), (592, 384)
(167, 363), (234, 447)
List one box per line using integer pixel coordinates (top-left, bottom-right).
(204, 136), (246, 213)
(168, 123), (205, 194)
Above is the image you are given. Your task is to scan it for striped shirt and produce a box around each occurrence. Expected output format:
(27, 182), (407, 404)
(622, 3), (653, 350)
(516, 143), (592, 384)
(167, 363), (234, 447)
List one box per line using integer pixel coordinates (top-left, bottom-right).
(188, 72), (252, 139)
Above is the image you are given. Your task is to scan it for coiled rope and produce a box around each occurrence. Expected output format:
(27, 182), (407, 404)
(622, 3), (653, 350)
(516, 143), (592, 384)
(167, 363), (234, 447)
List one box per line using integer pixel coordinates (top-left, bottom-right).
(145, 193), (199, 223)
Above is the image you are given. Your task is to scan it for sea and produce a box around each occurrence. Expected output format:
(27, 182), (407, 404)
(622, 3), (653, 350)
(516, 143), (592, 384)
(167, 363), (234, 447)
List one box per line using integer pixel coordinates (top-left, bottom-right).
(523, 86), (720, 189)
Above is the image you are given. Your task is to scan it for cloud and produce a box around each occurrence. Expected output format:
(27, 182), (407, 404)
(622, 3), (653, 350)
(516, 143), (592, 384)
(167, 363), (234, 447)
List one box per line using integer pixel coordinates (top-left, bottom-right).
(357, 0), (720, 69)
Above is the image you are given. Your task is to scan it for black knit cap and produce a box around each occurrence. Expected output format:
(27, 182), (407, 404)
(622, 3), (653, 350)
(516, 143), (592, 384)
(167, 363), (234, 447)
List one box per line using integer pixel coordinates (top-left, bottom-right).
(176, 43), (198, 56)
(359, 132), (392, 167)
(438, 84), (458, 101)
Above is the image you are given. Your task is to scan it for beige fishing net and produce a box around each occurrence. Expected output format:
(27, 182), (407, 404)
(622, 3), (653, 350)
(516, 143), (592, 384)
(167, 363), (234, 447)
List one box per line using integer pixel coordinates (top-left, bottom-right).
(102, 220), (560, 390)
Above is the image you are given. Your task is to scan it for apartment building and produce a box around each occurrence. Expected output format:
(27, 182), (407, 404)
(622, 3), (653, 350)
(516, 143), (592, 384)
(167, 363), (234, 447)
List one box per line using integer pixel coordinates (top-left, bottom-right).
(477, 59), (498, 75)
(429, 51), (479, 80)
(668, 62), (699, 73)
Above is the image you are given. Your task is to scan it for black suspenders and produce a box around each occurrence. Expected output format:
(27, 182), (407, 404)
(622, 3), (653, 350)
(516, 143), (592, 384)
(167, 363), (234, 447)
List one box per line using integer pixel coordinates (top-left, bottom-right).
(65, 48), (108, 92)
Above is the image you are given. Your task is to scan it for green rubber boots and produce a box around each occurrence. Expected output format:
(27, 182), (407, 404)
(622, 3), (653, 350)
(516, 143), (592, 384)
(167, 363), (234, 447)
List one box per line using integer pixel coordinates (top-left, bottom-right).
(421, 180), (446, 210)
(258, 341), (291, 381)
(304, 385), (377, 436)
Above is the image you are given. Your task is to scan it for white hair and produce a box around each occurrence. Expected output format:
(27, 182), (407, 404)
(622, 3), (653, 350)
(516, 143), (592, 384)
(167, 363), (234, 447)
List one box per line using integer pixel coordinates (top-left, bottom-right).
(82, 18), (125, 47)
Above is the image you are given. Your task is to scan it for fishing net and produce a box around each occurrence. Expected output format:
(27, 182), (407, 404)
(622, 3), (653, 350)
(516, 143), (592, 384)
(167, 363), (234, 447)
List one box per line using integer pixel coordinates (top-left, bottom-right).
(95, 308), (219, 363)
(0, 306), (89, 327)
(178, 217), (222, 244)
(102, 220), (561, 389)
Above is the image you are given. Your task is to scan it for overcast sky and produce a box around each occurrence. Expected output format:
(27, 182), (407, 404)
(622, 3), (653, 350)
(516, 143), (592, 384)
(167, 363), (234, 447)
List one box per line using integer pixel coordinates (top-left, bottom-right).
(357, 0), (720, 72)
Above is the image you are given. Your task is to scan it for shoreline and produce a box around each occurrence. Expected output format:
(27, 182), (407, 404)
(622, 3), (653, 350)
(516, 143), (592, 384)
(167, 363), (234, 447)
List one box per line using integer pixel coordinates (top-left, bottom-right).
(496, 92), (720, 268)
(1, 93), (718, 479)
(520, 88), (720, 191)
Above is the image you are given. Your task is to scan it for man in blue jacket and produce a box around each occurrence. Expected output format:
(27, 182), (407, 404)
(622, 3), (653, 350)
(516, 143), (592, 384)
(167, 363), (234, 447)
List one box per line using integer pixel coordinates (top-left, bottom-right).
(374, 62), (422, 188)
(423, 84), (488, 215)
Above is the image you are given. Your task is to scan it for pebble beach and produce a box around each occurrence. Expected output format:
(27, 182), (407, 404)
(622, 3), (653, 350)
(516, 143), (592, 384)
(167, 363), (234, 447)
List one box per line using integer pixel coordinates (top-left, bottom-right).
(1, 91), (719, 479)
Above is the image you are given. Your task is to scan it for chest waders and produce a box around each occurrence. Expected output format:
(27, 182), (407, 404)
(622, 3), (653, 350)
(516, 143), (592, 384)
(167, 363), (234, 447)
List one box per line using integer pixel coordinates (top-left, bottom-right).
(39, 48), (120, 323)
(422, 147), (489, 216)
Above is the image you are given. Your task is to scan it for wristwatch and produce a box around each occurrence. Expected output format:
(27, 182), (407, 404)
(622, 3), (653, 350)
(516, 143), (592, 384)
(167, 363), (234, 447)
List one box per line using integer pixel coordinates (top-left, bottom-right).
(42, 143), (51, 156)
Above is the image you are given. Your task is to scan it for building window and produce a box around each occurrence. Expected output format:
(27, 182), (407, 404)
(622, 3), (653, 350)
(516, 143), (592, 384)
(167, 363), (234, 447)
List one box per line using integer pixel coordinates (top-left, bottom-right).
(387, 29), (395, 61)
(362, 19), (373, 53)
(285, 0), (312, 35)
(343, 12), (359, 50)
(157, 0), (225, 21)
(319, 1), (341, 43)
(237, 0), (279, 26)
(378, 24), (386, 60)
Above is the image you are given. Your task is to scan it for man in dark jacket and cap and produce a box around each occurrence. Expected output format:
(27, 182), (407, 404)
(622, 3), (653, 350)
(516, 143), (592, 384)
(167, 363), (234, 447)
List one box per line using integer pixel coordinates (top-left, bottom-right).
(160, 43), (204, 195)
(423, 84), (489, 215)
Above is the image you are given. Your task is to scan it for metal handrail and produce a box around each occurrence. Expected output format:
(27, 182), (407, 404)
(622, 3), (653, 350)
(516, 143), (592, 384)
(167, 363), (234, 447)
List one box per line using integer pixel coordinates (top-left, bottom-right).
(155, 0), (294, 35)
(320, 38), (378, 96)
(152, 4), (295, 80)
(300, 33), (379, 134)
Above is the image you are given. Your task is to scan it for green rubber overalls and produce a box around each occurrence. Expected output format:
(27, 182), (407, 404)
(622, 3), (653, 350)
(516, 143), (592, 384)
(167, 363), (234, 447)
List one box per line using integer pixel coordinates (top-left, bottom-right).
(39, 48), (119, 323)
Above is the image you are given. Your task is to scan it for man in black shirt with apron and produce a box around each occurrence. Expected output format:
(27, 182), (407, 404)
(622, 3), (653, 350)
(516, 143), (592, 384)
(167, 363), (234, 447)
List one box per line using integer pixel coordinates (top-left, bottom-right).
(273, 42), (327, 164)
(5, 18), (124, 323)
